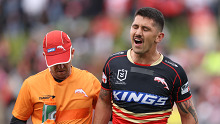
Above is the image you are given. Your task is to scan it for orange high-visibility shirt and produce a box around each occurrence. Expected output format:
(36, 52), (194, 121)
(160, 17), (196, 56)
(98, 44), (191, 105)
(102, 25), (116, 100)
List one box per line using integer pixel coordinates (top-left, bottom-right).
(12, 66), (101, 124)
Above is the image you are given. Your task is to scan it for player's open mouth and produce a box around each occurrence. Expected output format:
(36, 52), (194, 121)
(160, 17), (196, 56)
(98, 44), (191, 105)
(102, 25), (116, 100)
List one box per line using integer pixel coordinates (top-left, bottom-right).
(134, 37), (143, 44)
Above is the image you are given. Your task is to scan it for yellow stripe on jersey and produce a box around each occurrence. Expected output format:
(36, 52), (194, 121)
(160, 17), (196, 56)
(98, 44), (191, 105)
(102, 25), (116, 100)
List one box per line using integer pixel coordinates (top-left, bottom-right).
(112, 103), (172, 123)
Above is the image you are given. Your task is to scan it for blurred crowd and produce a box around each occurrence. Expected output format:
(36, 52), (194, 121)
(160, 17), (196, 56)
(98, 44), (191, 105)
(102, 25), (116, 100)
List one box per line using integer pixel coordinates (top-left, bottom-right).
(0, 0), (220, 124)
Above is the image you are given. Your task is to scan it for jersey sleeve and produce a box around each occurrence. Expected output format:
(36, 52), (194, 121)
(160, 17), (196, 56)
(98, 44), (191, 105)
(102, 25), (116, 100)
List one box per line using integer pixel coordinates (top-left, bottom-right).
(173, 66), (192, 103)
(12, 79), (33, 121)
(92, 75), (101, 109)
(101, 58), (111, 90)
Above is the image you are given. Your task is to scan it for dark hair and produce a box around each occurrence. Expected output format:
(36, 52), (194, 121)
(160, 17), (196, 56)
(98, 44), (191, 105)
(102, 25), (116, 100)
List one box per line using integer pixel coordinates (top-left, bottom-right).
(135, 7), (165, 31)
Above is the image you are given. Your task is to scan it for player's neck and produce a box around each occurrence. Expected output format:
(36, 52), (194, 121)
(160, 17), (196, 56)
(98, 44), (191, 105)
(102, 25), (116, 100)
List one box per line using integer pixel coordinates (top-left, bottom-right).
(131, 49), (161, 65)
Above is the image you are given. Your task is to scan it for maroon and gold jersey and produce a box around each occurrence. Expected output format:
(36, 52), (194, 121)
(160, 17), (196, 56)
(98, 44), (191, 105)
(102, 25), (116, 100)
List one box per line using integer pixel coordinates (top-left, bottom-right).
(101, 49), (192, 124)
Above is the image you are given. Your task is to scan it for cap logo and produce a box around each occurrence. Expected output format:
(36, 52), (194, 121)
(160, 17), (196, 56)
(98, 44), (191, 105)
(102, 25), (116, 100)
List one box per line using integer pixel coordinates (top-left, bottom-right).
(47, 48), (55, 53)
(57, 45), (66, 51)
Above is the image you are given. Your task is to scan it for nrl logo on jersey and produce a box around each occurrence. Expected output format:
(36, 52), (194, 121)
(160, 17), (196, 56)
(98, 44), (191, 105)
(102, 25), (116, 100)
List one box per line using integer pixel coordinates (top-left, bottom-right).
(117, 69), (127, 81)
(115, 69), (127, 85)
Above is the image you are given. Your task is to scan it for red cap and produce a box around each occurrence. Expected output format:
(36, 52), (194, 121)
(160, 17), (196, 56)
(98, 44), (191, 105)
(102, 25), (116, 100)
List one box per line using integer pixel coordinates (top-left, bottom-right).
(43, 30), (72, 67)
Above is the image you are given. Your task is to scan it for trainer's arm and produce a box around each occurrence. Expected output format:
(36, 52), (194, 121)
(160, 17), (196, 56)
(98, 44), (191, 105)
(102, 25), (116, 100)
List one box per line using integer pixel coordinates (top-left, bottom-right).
(10, 116), (27, 124)
(93, 88), (112, 124)
(176, 98), (198, 124)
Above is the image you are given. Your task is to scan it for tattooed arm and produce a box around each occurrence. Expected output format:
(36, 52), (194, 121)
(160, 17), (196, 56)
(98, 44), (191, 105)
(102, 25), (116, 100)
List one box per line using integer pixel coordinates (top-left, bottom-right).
(176, 98), (198, 124)
(93, 88), (112, 124)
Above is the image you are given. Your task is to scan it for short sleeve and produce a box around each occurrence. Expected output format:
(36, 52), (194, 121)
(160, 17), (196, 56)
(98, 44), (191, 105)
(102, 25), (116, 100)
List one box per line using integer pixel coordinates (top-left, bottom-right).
(101, 60), (111, 90)
(12, 79), (33, 120)
(92, 76), (101, 109)
(173, 67), (192, 103)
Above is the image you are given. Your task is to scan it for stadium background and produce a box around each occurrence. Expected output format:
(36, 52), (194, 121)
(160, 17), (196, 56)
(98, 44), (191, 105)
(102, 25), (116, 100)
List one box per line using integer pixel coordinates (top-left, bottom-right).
(0, 0), (220, 124)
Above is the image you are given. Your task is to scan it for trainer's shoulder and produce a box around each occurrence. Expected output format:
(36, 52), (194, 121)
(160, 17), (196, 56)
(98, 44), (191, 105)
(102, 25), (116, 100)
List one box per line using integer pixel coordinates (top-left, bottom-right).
(25, 68), (49, 83)
(74, 67), (97, 79)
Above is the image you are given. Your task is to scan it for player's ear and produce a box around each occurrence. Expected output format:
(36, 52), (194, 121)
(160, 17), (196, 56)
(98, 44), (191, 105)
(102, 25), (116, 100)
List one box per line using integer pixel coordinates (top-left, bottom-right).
(71, 48), (75, 59)
(155, 32), (164, 43)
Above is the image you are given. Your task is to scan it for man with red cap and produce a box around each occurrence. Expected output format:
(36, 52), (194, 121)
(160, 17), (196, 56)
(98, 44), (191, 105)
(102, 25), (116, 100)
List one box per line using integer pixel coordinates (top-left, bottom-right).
(10, 30), (101, 124)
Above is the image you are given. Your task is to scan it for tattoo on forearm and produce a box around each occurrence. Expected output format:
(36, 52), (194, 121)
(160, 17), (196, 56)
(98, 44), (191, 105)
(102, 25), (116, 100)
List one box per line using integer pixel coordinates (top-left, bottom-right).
(178, 102), (188, 113)
(178, 99), (198, 123)
(99, 88), (108, 100)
